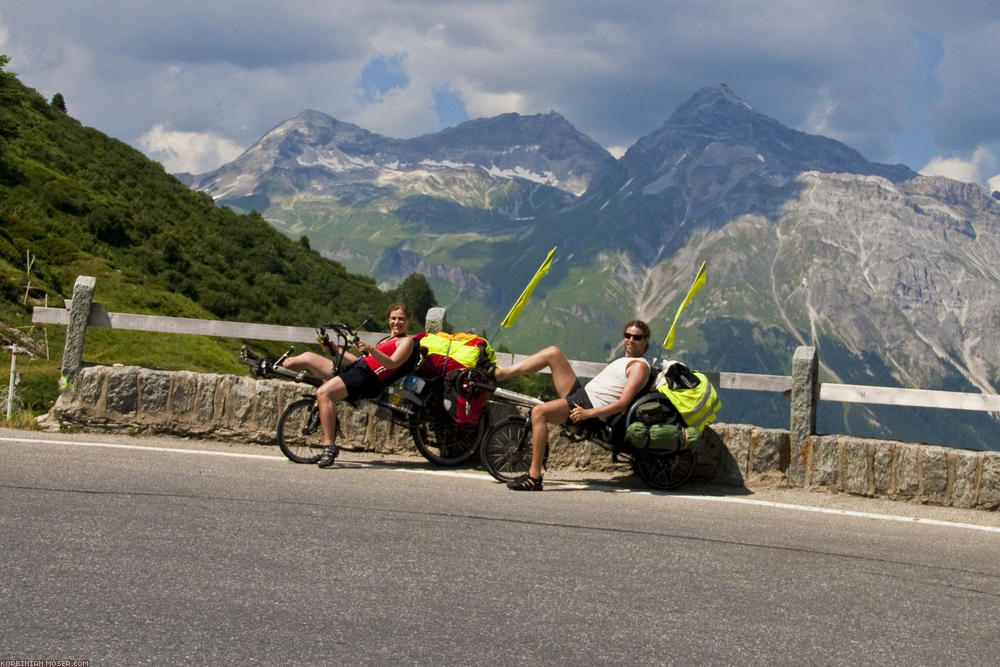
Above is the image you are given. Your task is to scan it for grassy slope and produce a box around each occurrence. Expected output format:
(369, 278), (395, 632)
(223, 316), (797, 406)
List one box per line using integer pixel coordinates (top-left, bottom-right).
(0, 58), (432, 417)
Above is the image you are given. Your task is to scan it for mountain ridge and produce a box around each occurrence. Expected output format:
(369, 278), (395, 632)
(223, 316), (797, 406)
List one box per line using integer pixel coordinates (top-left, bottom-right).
(182, 83), (1000, 450)
(181, 106), (616, 202)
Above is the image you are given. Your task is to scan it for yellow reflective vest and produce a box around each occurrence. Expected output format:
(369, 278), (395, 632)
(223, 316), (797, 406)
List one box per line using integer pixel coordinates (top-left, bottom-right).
(656, 371), (721, 431)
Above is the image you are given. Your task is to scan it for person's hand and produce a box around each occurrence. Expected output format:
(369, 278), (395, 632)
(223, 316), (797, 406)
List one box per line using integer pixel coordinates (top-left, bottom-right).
(355, 340), (372, 356)
(569, 405), (591, 423)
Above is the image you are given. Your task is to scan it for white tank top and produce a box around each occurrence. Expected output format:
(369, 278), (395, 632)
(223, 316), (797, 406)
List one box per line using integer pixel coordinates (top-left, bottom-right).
(584, 356), (650, 409)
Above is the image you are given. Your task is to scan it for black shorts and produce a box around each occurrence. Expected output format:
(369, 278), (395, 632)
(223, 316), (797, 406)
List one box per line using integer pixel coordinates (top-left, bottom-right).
(565, 380), (604, 428)
(565, 379), (593, 410)
(337, 359), (384, 400)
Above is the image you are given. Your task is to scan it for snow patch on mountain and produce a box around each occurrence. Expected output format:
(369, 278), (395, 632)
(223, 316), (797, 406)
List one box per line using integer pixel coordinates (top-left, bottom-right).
(483, 164), (559, 188)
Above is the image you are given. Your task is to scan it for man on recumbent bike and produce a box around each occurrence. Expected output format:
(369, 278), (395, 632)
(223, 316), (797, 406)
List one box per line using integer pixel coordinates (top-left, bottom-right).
(493, 320), (652, 491)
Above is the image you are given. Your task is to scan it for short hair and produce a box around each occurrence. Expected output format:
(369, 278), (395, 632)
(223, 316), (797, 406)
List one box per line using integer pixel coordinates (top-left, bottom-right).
(623, 319), (651, 354)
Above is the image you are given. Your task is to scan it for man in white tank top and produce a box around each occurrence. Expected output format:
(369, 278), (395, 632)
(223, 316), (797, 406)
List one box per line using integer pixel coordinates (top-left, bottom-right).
(493, 320), (652, 490)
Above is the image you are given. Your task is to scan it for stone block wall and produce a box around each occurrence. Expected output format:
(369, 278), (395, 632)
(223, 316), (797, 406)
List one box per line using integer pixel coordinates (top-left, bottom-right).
(802, 434), (1000, 510)
(45, 365), (1000, 510)
(50, 365), (422, 455)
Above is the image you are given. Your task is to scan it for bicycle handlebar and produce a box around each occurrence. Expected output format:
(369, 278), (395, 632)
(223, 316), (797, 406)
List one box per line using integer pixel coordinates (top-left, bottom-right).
(318, 322), (360, 347)
(274, 346), (295, 366)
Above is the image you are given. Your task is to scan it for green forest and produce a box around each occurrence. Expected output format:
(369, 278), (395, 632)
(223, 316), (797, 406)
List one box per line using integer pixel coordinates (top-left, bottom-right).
(0, 55), (436, 420)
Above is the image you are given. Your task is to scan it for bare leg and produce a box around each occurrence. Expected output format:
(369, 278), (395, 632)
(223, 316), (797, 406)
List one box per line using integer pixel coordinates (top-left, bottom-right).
(281, 351), (335, 380)
(524, 398), (570, 478)
(495, 345), (579, 397)
(316, 376), (349, 445)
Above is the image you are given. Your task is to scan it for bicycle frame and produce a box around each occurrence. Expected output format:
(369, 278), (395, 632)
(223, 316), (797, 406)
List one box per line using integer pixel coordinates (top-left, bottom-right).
(490, 386), (543, 410)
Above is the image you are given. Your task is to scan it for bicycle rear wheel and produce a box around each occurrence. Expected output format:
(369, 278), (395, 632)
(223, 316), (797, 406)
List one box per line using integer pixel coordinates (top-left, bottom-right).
(277, 398), (325, 463)
(632, 449), (696, 490)
(410, 413), (487, 466)
(480, 415), (532, 483)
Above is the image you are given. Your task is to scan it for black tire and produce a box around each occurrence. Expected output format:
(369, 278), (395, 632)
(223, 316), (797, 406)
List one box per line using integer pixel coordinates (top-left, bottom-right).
(480, 415), (532, 483)
(633, 448), (696, 490)
(277, 398), (325, 464)
(410, 413), (488, 467)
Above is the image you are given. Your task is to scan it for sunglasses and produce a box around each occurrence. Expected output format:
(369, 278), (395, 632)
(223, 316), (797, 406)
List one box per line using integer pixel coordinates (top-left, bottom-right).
(623, 332), (647, 340)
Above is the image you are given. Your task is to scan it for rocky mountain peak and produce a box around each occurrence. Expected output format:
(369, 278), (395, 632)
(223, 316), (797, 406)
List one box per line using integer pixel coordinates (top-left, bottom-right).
(622, 83), (915, 185)
(259, 111), (383, 158)
(668, 83), (752, 124)
(404, 110), (613, 173)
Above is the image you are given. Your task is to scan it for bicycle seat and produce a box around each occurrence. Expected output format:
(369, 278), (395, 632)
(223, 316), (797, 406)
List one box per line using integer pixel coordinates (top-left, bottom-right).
(399, 339), (422, 376)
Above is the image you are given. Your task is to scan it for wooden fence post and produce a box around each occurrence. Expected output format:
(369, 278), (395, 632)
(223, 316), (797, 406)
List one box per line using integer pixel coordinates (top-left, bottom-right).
(789, 345), (818, 484)
(60, 275), (96, 385)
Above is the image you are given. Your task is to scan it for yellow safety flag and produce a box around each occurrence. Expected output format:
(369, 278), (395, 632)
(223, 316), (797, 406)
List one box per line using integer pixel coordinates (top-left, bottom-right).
(663, 261), (707, 350)
(500, 246), (557, 329)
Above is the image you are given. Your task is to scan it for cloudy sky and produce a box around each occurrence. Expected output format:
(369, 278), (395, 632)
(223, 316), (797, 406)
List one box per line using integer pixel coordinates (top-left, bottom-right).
(1, 1), (998, 190)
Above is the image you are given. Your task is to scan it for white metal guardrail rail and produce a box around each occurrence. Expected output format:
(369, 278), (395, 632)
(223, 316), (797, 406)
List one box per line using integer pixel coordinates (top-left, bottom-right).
(33, 301), (799, 395)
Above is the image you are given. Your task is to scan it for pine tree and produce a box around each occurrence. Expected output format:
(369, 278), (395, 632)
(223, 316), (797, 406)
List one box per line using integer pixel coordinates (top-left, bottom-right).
(50, 92), (67, 113)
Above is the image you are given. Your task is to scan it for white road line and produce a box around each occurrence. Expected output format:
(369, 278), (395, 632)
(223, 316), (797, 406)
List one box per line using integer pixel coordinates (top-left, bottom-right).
(663, 493), (1000, 533)
(1, 435), (284, 460)
(5, 435), (999, 534)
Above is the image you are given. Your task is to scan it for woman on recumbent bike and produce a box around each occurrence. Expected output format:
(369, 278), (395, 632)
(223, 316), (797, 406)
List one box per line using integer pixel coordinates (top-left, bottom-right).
(492, 320), (652, 491)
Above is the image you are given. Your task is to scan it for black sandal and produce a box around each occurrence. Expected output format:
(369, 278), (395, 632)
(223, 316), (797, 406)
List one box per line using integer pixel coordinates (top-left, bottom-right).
(317, 445), (340, 468)
(507, 473), (543, 491)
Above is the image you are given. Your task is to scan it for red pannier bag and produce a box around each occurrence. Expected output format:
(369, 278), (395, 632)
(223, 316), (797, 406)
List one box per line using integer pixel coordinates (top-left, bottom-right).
(413, 332), (496, 424)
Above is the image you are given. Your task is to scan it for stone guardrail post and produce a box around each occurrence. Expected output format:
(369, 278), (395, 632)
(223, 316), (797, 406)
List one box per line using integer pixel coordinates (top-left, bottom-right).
(788, 345), (818, 485)
(60, 275), (97, 386)
(424, 306), (447, 333)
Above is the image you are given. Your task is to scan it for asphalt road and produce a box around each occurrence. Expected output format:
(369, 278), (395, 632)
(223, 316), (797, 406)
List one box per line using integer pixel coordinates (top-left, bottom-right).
(2, 428), (999, 666)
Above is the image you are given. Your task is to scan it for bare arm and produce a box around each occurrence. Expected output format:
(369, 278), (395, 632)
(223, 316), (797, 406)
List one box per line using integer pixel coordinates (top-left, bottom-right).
(356, 336), (414, 371)
(570, 360), (649, 422)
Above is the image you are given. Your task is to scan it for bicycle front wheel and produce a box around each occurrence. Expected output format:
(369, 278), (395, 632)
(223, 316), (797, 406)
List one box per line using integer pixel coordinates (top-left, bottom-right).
(480, 415), (532, 483)
(410, 414), (487, 467)
(277, 398), (325, 463)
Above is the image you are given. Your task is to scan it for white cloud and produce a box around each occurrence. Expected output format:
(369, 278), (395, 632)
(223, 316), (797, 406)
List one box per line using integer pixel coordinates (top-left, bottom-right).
(920, 146), (997, 187)
(989, 174), (1000, 194)
(459, 87), (530, 120)
(606, 145), (628, 159)
(346, 84), (441, 139)
(137, 125), (244, 174)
